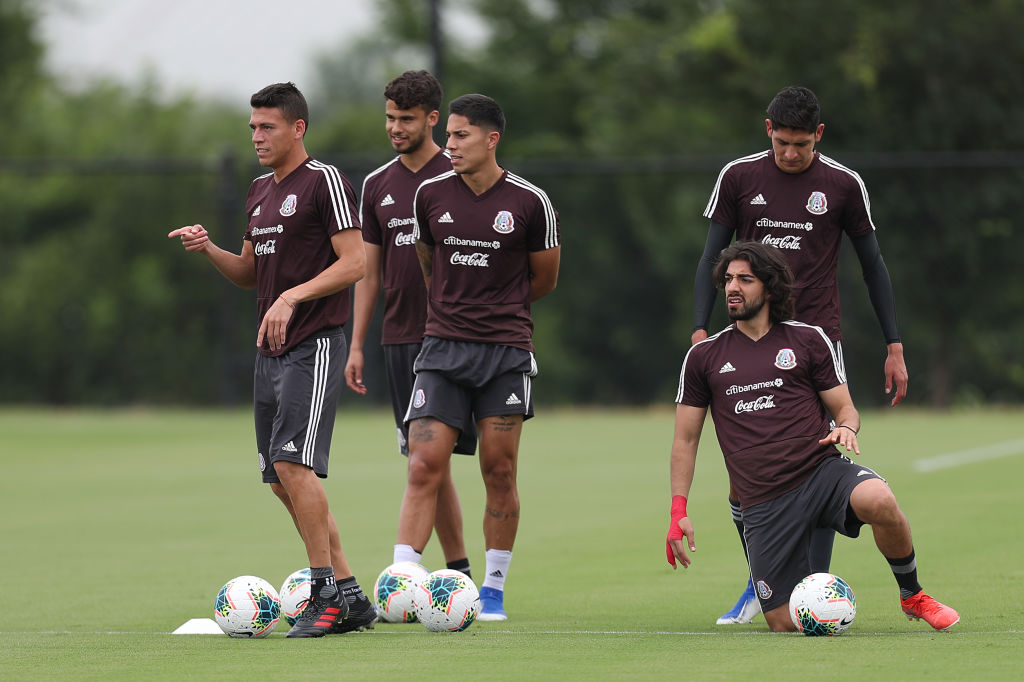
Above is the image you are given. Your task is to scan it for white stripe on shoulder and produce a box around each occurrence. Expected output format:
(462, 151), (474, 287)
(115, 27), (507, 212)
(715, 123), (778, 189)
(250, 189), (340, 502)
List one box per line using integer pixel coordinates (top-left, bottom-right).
(306, 160), (355, 229)
(780, 320), (846, 383)
(411, 171), (456, 240)
(675, 326), (734, 402)
(817, 154), (875, 230)
(359, 157), (401, 223)
(506, 172), (559, 249)
(703, 150), (771, 218)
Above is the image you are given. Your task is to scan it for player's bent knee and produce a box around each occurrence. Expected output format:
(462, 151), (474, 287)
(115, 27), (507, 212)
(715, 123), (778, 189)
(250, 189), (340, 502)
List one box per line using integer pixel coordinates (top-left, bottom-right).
(851, 479), (899, 523)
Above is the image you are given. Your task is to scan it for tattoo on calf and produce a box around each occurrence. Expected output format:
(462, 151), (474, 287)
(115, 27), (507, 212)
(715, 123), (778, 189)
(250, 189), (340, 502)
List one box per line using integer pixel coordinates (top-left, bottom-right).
(485, 506), (520, 521)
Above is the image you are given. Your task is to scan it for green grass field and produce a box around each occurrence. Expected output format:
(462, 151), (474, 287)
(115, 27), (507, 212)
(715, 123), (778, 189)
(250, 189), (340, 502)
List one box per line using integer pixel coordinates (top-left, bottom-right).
(2, 407), (1022, 680)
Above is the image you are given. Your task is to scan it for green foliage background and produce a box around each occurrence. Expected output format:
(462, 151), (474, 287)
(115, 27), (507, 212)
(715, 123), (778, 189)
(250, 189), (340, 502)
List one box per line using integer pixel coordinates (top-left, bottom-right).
(2, 0), (1023, 406)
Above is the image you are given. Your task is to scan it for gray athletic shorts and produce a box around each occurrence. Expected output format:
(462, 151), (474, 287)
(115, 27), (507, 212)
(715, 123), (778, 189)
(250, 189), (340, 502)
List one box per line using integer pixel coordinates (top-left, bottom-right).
(743, 454), (885, 612)
(404, 336), (537, 435)
(254, 326), (345, 483)
(385, 343), (477, 456)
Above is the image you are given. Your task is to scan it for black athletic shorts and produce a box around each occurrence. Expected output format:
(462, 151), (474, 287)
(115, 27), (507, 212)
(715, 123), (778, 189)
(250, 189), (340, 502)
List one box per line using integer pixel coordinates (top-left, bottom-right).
(743, 454), (885, 612)
(384, 342), (477, 456)
(404, 336), (537, 435)
(254, 326), (345, 482)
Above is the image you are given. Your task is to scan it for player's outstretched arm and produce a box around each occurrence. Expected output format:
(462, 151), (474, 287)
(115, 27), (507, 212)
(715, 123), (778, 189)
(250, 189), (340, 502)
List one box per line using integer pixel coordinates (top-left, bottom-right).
(529, 246), (560, 302)
(345, 243), (383, 394)
(850, 232), (908, 406)
(666, 404), (706, 569)
(167, 224), (256, 289)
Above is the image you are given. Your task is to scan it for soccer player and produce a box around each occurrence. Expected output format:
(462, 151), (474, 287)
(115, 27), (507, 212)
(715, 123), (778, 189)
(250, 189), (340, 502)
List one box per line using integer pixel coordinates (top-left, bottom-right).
(393, 93), (561, 621)
(168, 82), (377, 638)
(692, 86), (908, 624)
(666, 241), (958, 633)
(345, 70), (474, 579)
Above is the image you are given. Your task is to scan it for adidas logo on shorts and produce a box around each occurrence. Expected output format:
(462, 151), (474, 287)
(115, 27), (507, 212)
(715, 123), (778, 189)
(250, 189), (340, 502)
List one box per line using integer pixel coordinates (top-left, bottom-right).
(505, 393), (522, 406)
(282, 441), (298, 453)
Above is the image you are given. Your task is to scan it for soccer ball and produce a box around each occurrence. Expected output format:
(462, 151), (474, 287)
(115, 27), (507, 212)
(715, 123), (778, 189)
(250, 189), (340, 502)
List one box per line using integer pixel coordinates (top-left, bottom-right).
(373, 561), (431, 623)
(278, 568), (311, 626)
(789, 572), (857, 636)
(214, 575), (281, 638)
(414, 569), (480, 632)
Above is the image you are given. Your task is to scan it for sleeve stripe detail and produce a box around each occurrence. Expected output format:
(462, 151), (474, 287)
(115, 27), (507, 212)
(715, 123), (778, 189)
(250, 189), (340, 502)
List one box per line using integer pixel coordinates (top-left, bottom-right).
(506, 173), (559, 250)
(781, 320), (847, 383)
(703, 150), (771, 218)
(817, 154), (876, 230)
(675, 327), (731, 402)
(306, 160), (355, 229)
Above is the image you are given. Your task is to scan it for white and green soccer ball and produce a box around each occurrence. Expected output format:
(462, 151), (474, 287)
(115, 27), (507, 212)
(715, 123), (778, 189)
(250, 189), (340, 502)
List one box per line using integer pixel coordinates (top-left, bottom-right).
(278, 568), (311, 626)
(789, 572), (857, 636)
(373, 561), (431, 623)
(414, 569), (480, 632)
(214, 575), (281, 638)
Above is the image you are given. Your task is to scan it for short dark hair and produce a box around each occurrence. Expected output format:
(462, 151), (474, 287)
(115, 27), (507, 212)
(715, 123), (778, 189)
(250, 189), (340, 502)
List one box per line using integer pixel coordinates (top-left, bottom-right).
(384, 70), (443, 113)
(712, 241), (795, 324)
(766, 86), (820, 133)
(449, 93), (506, 135)
(250, 82), (309, 133)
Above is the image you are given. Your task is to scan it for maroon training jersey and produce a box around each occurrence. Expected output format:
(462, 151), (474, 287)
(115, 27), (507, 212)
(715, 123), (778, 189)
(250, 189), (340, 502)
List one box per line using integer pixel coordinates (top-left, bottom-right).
(244, 157), (360, 357)
(703, 151), (875, 340)
(676, 321), (846, 509)
(360, 150), (452, 344)
(413, 169), (560, 352)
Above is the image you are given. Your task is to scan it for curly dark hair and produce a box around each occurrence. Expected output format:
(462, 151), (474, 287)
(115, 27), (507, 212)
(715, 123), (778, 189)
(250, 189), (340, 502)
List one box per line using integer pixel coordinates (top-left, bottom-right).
(250, 82), (309, 133)
(384, 70), (443, 113)
(712, 241), (795, 324)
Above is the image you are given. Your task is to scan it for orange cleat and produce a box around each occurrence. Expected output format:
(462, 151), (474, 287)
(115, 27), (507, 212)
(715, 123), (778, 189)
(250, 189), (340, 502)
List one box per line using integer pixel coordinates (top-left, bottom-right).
(901, 591), (960, 631)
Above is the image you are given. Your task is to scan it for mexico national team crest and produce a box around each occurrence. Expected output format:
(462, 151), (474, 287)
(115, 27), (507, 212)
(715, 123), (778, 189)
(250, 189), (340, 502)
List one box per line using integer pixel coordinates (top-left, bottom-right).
(805, 191), (828, 215)
(279, 194), (298, 217)
(492, 210), (515, 234)
(774, 348), (798, 370)
(413, 389), (426, 408)
(756, 580), (773, 600)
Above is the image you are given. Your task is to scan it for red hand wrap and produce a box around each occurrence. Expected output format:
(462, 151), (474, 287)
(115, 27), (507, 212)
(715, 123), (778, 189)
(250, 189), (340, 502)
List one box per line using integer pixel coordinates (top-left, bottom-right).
(665, 495), (688, 566)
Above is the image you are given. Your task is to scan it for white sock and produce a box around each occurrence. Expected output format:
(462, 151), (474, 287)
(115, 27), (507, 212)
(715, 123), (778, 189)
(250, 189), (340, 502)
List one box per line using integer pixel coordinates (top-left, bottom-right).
(482, 549), (513, 591)
(393, 544), (422, 565)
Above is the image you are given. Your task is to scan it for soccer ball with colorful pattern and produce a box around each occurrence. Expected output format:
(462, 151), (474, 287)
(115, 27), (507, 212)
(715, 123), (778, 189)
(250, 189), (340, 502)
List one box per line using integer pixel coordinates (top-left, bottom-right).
(214, 575), (281, 638)
(278, 568), (311, 626)
(373, 561), (431, 623)
(414, 569), (481, 632)
(789, 572), (857, 636)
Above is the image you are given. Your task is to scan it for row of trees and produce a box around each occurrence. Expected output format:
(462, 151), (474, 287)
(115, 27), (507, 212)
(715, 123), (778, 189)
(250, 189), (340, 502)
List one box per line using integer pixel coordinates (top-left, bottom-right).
(3, 0), (1023, 407)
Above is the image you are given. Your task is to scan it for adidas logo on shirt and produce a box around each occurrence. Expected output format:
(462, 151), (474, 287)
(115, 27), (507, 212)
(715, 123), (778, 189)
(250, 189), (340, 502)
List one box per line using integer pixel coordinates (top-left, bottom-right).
(252, 205), (261, 216)
(438, 211), (454, 223)
(380, 194), (395, 206)
(281, 441), (298, 453)
(505, 393), (522, 406)
(719, 362), (736, 373)
(750, 194), (766, 205)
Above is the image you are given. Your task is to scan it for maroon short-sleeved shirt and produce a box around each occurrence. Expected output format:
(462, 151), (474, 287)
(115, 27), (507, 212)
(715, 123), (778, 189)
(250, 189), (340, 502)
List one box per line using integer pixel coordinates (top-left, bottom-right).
(676, 321), (846, 509)
(359, 150), (452, 344)
(413, 169), (560, 352)
(704, 151), (875, 340)
(244, 157), (360, 357)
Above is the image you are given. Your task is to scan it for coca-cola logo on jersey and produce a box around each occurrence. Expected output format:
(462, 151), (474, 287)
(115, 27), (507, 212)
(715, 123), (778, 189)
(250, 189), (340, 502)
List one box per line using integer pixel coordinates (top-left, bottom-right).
(394, 231), (415, 246)
(734, 394), (776, 414)
(254, 240), (276, 256)
(450, 251), (490, 267)
(761, 234), (802, 250)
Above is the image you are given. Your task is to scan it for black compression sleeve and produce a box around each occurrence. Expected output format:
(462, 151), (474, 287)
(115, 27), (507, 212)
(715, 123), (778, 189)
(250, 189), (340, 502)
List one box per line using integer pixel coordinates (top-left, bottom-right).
(692, 221), (734, 332)
(850, 232), (901, 344)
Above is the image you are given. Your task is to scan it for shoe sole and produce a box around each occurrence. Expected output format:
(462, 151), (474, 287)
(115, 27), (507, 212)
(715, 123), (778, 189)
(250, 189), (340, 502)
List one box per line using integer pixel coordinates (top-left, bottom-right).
(904, 613), (960, 631)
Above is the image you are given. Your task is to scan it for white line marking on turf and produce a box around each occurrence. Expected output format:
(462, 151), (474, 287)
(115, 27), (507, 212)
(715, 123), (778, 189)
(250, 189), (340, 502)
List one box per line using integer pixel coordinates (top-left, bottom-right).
(5, 629), (1023, 636)
(914, 438), (1024, 473)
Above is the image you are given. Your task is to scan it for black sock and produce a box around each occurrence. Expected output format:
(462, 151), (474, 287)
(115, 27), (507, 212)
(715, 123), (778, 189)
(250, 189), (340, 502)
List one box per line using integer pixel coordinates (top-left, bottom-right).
(310, 566), (338, 600)
(447, 557), (472, 579)
(338, 575), (367, 606)
(887, 551), (923, 600)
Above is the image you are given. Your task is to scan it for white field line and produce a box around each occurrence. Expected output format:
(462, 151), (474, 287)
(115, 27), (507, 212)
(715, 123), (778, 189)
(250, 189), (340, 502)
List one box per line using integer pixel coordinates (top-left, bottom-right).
(913, 438), (1024, 473)
(3, 629), (1022, 637)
